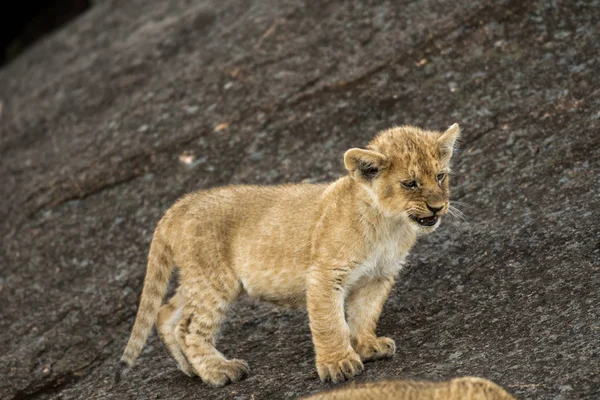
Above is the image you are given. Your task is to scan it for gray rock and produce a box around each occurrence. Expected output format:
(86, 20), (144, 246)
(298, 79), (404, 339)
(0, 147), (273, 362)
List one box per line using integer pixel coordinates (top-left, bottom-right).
(1, 0), (599, 399)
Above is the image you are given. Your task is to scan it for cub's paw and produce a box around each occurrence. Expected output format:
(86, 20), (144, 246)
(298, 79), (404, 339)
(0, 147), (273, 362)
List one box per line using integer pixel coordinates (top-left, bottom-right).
(354, 336), (396, 361)
(200, 358), (250, 387)
(316, 351), (364, 383)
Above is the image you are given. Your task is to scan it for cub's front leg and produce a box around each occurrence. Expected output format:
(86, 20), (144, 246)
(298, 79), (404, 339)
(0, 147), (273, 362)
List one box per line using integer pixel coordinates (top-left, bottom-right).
(306, 266), (364, 383)
(346, 276), (396, 361)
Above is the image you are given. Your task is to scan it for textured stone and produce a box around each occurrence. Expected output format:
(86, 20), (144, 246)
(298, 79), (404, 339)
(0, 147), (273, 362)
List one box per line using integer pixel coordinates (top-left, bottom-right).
(1, 0), (598, 399)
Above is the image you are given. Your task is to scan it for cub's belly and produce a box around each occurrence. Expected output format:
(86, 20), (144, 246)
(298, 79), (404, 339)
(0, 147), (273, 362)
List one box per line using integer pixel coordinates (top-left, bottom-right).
(238, 264), (308, 309)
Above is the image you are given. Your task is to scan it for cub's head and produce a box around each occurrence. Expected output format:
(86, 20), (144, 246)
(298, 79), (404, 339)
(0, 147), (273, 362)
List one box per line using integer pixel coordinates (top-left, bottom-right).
(344, 124), (460, 233)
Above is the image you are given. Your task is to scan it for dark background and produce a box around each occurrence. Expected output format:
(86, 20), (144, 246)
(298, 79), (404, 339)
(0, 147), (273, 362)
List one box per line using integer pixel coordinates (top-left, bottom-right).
(1, 1), (598, 399)
(0, 0), (90, 66)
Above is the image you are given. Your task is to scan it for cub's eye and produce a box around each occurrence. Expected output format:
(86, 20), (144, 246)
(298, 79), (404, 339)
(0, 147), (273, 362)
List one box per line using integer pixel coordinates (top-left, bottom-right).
(436, 173), (447, 183)
(402, 180), (418, 189)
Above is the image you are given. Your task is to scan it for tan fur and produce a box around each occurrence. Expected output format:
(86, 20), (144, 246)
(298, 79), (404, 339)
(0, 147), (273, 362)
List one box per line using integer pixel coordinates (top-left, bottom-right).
(119, 124), (461, 387)
(301, 376), (516, 400)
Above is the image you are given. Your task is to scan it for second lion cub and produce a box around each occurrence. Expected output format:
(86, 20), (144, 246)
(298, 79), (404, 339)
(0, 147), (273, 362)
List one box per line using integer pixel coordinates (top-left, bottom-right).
(119, 124), (461, 387)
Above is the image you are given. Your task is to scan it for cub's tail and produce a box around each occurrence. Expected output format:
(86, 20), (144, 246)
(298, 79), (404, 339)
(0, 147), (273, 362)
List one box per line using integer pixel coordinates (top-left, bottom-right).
(115, 234), (173, 382)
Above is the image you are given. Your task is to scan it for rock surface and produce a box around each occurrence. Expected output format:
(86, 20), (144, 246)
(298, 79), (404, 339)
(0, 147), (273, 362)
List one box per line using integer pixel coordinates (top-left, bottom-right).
(1, 0), (598, 399)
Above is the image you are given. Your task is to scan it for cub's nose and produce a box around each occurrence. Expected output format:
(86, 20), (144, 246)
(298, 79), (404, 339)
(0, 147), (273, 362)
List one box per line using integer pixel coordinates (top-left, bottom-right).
(426, 203), (444, 214)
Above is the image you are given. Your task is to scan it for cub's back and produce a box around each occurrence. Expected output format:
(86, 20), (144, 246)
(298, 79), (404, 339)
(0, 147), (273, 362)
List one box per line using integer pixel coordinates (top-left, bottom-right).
(302, 377), (516, 400)
(159, 183), (328, 270)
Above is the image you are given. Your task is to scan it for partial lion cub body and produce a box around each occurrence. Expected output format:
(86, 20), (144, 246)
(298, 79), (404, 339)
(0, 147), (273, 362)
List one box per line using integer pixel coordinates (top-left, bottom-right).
(302, 377), (516, 400)
(119, 124), (461, 387)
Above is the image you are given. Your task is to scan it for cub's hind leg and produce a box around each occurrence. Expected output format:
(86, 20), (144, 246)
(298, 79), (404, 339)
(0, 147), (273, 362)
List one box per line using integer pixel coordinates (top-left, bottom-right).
(157, 289), (193, 375)
(178, 266), (249, 387)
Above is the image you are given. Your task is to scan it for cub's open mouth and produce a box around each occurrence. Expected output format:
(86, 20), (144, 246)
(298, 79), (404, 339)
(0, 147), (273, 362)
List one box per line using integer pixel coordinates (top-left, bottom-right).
(410, 215), (438, 227)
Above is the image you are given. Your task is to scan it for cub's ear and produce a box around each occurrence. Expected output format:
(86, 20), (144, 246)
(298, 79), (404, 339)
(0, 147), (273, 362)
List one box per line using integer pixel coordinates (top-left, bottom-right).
(344, 148), (387, 180)
(438, 123), (461, 164)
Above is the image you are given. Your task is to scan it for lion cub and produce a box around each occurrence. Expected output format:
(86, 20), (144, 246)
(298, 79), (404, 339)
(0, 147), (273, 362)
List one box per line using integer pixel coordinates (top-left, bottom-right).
(118, 124), (461, 387)
(302, 377), (516, 400)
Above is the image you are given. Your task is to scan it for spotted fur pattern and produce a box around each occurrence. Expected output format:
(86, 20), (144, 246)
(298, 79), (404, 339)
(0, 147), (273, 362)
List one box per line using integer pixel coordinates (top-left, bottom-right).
(118, 124), (461, 387)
